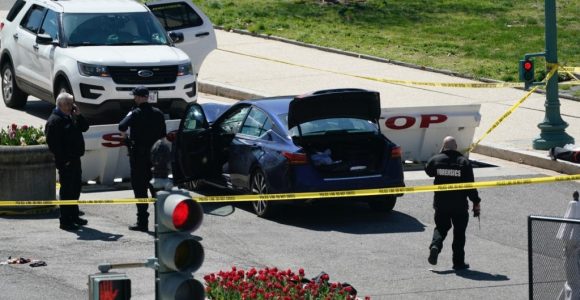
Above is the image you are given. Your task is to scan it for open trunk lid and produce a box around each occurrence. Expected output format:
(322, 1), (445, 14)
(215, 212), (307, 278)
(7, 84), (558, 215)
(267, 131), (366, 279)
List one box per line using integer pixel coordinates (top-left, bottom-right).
(287, 89), (381, 129)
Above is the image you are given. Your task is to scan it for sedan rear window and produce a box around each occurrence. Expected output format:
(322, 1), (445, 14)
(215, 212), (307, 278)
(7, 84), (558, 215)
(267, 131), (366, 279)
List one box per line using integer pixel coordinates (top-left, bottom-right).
(280, 114), (378, 136)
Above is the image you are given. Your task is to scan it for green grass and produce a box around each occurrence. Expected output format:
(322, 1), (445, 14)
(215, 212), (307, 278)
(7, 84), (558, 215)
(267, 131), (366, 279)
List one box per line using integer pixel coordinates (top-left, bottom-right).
(194, 0), (579, 82)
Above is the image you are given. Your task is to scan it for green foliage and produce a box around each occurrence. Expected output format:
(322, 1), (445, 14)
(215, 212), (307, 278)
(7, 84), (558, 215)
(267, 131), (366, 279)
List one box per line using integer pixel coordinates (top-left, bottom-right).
(193, 0), (579, 81)
(0, 124), (46, 146)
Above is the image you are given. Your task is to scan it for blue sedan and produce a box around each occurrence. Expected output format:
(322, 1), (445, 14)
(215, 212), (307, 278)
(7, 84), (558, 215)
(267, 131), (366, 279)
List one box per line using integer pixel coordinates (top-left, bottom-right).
(172, 88), (405, 217)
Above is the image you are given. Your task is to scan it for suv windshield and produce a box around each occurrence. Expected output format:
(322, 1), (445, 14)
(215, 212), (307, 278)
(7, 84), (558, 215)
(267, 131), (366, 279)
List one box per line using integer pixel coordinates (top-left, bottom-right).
(64, 12), (169, 46)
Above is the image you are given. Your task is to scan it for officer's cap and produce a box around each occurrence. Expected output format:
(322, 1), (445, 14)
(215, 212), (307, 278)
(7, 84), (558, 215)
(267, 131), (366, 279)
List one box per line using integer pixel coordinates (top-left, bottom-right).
(132, 86), (149, 97)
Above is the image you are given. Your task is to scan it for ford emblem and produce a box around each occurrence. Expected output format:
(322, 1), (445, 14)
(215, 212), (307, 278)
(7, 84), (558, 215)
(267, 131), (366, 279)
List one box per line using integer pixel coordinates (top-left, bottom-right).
(137, 70), (154, 78)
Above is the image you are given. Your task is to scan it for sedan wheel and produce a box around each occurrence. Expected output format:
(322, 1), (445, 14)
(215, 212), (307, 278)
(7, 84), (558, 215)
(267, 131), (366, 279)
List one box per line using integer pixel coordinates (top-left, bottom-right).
(251, 170), (275, 218)
(368, 195), (397, 212)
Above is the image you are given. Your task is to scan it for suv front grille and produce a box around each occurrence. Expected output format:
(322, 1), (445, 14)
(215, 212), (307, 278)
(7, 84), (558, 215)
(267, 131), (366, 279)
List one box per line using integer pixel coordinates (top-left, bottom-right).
(108, 66), (178, 84)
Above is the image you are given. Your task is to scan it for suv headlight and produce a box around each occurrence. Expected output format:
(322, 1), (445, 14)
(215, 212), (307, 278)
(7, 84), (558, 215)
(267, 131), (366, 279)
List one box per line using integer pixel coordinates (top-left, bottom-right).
(78, 62), (110, 77)
(177, 63), (193, 76)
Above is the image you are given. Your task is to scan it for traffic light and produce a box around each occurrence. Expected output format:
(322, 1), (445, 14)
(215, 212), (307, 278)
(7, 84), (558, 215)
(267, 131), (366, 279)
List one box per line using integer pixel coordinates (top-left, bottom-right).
(88, 273), (131, 300)
(155, 189), (205, 300)
(519, 59), (535, 89)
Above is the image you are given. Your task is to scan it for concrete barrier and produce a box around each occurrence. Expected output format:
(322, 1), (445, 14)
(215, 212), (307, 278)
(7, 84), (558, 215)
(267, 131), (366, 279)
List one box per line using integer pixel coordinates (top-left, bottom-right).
(380, 105), (481, 162)
(81, 120), (180, 185)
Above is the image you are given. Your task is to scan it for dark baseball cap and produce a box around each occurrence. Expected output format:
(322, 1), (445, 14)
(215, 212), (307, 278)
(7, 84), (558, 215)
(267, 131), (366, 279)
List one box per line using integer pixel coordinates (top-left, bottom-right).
(131, 86), (149, 97)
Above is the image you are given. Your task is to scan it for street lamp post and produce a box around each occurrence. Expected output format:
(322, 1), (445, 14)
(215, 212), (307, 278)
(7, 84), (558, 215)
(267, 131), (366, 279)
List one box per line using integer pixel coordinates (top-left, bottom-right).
(532, 0), (574, 150)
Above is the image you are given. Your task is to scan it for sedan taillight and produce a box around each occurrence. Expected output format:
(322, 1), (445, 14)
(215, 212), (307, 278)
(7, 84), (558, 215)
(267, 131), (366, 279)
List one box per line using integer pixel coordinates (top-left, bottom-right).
(391, 146), (402, 158)
(282, 152), (308, 165)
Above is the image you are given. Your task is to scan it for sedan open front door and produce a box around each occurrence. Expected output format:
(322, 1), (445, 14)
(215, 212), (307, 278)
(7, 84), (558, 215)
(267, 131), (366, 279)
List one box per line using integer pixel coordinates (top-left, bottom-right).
(172, 103), (210, 184)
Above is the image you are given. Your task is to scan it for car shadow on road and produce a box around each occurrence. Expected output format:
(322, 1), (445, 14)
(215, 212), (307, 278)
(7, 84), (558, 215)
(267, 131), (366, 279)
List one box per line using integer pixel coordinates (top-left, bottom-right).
(74, 226), (123, 242)
(0, 208), (59, 219)
(246, 201), (425, 234)
(430, 269), (510, 281)
(19, 99), (54, 121)
(192, 187), (425, 234)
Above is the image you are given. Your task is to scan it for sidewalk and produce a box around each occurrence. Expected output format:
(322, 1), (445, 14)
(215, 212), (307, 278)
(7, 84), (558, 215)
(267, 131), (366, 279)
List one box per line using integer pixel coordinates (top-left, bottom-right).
(197, 29), (580, 174)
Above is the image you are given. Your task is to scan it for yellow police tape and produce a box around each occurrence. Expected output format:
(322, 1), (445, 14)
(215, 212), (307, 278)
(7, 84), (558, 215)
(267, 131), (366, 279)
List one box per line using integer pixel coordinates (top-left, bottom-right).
(561, 67), (580, 73)
(559, 67), (579, 83)
(466, 65), (559, 153)
(2, 174), (579, 206)
(217, 48), (526, 88)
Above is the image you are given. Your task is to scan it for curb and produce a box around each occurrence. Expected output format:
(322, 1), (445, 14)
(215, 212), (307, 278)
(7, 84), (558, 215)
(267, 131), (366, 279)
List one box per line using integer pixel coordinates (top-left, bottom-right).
(199, 80), (267, 100)
(214, 27), (580, 102)
(473, 144), (580, 175)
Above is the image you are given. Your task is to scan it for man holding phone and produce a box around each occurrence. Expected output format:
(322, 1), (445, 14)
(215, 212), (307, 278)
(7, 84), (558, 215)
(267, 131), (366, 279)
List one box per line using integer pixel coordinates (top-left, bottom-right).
(45, 92), (89, 231)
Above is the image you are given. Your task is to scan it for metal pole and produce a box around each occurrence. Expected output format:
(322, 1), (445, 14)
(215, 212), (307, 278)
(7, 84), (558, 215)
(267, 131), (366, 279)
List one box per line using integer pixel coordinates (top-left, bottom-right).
(532, 0), (574, 149)
(528, 215), (533, 300)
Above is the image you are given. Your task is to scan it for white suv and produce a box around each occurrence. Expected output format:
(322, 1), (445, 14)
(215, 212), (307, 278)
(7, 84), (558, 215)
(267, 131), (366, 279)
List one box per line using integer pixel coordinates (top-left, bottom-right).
(0, 0), (216, 123)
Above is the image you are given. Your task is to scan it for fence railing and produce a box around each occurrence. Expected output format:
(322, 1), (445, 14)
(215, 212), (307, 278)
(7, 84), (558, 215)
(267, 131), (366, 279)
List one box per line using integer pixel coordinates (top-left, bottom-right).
(528, 215), (580, 299)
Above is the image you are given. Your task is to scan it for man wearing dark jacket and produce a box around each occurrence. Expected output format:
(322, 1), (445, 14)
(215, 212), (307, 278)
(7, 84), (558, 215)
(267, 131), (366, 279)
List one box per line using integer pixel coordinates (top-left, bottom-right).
(45, 92), (89, 231)
(119, 86), (166, 232)
(425, 136), (481, 270)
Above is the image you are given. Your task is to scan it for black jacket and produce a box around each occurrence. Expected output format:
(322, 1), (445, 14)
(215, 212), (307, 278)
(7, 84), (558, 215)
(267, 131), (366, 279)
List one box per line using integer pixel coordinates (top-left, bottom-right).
(118, 103), (166, 150)
(45, 109), (89, 169)
(425, 150), (481, 211)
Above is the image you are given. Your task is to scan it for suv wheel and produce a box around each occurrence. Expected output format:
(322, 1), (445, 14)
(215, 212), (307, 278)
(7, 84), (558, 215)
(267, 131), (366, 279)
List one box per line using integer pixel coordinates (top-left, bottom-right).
(2, 63), (28, 108)
(56, 80), (73, 97)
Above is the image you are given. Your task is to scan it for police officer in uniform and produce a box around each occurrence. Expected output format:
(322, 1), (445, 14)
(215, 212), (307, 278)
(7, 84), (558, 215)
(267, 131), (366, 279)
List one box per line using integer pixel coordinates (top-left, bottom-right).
(119, 86), (166, 232)
(45, 92), (90, 231)
(425, 136), (481, 270)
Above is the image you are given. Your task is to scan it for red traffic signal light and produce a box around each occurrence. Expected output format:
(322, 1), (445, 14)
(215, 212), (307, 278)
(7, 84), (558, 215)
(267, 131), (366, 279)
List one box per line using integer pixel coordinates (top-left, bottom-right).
(519, 59), (535, 89)
(156, 190), (205, 300)
(523, 61), (533, 71)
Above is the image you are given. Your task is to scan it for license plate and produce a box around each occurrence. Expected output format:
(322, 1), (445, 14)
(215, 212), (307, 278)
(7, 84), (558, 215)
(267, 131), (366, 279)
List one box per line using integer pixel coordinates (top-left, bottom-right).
(148, 91), (158, 103)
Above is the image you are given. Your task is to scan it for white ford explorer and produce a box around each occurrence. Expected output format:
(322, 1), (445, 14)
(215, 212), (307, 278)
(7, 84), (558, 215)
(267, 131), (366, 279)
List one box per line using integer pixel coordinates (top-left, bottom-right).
(0, 0), (216, 123)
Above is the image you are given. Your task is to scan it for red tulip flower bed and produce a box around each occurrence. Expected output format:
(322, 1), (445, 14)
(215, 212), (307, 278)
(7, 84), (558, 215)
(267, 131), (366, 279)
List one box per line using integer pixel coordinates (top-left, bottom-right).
(204, 266), (369, 300)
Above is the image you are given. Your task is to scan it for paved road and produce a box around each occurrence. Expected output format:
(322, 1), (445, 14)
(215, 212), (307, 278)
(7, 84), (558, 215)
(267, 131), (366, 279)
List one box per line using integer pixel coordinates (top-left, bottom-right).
(1, 1), (579, 298)
(1, 155), (579, 299)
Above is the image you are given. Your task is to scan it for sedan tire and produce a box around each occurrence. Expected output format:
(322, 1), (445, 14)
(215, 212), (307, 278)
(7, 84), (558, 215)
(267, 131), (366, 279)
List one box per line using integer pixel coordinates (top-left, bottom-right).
(368, 195), (397, 212)
(250, 169), (276, 218)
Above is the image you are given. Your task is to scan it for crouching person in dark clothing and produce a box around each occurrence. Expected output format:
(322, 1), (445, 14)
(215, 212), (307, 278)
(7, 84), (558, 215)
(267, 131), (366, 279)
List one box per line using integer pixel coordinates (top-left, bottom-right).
(425, 136), (481, 270)
(549, 146), (580, 164)
(119, 86), (166, 232)
(45, 92), (89, 231)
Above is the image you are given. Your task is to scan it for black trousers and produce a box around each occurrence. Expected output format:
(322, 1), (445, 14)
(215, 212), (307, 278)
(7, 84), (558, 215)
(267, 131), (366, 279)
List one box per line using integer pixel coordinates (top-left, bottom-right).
(430, 209), (469, 265)
(130, 149), (155, 224)
(58, 158), (82, 224)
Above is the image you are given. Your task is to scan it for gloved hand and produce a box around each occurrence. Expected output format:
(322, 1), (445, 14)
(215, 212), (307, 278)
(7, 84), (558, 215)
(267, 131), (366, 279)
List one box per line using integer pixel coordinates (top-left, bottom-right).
(473, 203), (481, 217)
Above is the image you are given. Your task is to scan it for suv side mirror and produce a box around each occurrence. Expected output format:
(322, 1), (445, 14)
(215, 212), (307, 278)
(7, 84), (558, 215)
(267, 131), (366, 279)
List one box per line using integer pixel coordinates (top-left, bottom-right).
(36, 33), (54, 45)
(168, 31), (184, 44)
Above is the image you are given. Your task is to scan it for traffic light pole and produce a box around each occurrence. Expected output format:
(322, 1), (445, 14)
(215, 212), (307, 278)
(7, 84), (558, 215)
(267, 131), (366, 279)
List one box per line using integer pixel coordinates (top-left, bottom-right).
(532, 0), (574, 149)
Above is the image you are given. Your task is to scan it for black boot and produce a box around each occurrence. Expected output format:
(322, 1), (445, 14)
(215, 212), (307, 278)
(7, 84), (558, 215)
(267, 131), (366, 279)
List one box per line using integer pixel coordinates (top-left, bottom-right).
(452, 262), (470, 270)
(428, 246), (439, 265)
(128, 222), (148, 232)
(128, 223), (148, 232)
(73, 217), (88, 226)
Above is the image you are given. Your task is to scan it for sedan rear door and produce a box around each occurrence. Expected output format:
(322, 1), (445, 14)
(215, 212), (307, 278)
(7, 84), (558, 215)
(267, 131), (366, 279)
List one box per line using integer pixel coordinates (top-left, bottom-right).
(145, 0), (217, 75)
